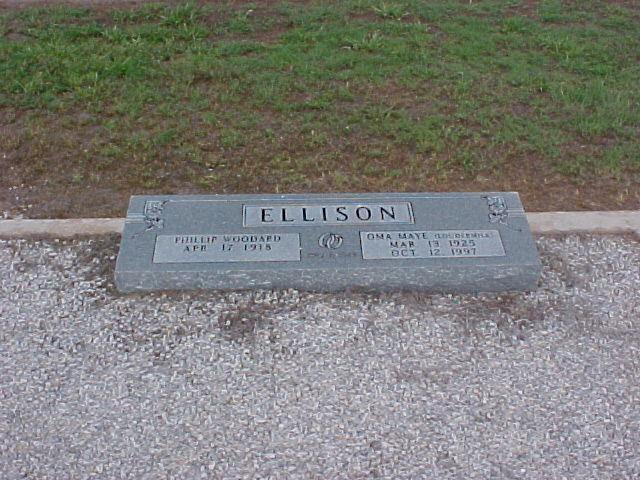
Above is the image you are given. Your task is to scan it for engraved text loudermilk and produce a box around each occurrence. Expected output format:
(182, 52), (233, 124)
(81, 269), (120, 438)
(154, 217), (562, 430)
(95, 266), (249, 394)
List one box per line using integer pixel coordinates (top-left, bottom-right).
(360, 230), (506, 260)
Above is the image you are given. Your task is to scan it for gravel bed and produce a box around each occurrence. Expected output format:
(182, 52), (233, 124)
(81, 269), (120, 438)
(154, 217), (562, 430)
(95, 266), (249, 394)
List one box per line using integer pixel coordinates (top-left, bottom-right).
(1, 235), (639, 479)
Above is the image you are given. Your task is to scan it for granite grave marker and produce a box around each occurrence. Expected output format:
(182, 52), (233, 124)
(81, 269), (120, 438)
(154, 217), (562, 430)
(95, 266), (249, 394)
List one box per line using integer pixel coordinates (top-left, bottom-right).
(115, 192), (541, 292)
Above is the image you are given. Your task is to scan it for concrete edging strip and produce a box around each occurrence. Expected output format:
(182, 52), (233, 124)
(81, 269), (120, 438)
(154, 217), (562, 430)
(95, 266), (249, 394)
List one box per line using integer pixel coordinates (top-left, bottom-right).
(0, 218), (125, 238)
(0, 211), (638, 238)
(526, 211), (640, 236)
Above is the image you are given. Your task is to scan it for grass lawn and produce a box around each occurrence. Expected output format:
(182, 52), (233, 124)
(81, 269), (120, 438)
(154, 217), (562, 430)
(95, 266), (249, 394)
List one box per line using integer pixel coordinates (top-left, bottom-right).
(0, 0), (639, 217)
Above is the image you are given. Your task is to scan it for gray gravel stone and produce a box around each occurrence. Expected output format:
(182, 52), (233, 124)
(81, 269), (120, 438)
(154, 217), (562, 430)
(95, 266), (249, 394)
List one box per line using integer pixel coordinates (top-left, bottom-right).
(1, 235), (639, 479)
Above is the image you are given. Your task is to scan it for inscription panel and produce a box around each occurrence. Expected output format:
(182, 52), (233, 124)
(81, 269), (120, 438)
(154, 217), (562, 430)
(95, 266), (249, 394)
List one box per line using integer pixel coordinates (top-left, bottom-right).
(243, 203), (414, 226)
(153, 233), (300, 263)
(360, 230), (505, 260)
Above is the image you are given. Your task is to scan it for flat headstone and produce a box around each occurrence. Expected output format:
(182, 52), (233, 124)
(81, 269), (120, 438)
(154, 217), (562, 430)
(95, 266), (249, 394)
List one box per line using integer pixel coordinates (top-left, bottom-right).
(115, 192), (541, 293)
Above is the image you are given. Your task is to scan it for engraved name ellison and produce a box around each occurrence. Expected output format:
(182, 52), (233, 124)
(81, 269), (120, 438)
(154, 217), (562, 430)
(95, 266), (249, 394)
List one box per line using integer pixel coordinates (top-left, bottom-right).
(243, 203), (413, 226)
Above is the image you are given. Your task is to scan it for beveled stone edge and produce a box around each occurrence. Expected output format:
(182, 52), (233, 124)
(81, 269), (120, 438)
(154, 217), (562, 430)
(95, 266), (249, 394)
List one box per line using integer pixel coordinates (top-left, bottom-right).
(0, 211), (638, 238)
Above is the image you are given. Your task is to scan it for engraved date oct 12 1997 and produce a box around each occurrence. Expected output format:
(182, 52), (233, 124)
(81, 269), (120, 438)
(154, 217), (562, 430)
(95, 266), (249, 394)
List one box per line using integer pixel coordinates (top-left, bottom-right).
(360, 230), (505, 260)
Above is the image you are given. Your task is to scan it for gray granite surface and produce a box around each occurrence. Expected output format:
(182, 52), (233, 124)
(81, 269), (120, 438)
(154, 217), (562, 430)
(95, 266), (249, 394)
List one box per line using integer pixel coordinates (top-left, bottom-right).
(116, 193), (541, 293)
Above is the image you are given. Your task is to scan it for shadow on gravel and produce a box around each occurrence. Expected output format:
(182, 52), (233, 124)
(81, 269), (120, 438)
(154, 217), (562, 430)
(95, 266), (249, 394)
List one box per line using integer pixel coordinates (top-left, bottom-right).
(73, 234), (120, 289)
(42, 233), (638, 346)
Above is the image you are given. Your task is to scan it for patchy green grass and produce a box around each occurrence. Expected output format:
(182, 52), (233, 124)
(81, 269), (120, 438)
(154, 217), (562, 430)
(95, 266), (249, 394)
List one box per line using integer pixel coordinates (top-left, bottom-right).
(0, 0), (639, 216)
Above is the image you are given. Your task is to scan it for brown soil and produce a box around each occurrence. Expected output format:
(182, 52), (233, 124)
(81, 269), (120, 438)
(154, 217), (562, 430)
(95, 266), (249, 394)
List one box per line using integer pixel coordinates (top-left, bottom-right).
(1, 101), (639, 218)
(1, 1), (638, 218)
(1, 119), (638, 218)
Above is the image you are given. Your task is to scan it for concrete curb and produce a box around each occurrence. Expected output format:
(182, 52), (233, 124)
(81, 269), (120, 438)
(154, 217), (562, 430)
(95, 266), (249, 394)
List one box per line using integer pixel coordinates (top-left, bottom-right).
(526, 211), (640, 236)
(0, 212), (639, 239)
(0, 218), (125, 238)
